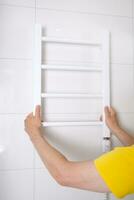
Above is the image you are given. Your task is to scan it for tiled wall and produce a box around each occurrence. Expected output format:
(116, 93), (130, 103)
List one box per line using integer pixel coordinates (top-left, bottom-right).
(0, 0), (134, 200)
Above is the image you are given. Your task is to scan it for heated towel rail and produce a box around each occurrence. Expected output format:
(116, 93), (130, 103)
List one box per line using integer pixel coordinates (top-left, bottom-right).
(33, 24), (111, 200)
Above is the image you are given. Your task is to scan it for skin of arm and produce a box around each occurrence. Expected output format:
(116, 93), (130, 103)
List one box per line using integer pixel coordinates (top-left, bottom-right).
(24, 105), (109, 192)
(104, 106), (134, 146)
(24, 105), (134, 192)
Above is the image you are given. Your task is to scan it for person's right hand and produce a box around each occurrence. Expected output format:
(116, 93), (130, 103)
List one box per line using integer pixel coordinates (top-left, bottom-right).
(24, 105), (42, 140)
(104, 106), (120, 133)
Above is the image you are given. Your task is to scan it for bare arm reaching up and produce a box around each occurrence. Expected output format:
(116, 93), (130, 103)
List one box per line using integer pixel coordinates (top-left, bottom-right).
(24, 105), (109, 193)
(24, 105), (134, 198)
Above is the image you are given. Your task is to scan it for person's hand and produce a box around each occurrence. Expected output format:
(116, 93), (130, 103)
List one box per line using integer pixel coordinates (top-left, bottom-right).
(104, 106), (120, 133)
(24, 105), (42, 139)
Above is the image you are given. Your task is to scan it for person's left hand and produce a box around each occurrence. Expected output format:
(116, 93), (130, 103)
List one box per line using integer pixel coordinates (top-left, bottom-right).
(24, 105), (42, 139)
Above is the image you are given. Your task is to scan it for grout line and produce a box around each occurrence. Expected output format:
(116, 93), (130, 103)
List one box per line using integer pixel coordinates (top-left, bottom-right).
(36, 6), (133, 19)
(0, 168), (34, 172)
(33, 1), (36, 200)
(33, 150), (36, 200)
(0, 112), (134, 115)
(34, 0), (37, 23)
(132, 0), (134, 99)
(132, 0), (134, 63)
(0, 3), (35, 9)
(0, 57), (133, 66)
(132, 0), (134, 18)
(0, 57), (32, 61)
(0, 3), (133, 19)
(0, 113), (28, 115)
(0, 167), (47, 172)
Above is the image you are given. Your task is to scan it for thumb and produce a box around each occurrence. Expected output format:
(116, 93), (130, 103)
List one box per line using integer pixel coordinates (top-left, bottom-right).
(35, 105), (41, 119)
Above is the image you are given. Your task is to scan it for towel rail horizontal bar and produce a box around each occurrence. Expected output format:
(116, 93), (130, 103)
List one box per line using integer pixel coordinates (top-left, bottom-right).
(42, 36), (101, 46)
(41, 93), (103, 98)
(42, 121), (103, 127)
(42, 65), (102, 72)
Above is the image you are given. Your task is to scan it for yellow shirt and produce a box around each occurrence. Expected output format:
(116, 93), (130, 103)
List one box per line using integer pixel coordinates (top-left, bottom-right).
(94, 145), (134, 198)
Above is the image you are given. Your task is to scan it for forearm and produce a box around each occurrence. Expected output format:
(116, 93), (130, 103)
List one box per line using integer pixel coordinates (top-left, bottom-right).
(113, 127), (134, 146)
(30, 130), (68, 181)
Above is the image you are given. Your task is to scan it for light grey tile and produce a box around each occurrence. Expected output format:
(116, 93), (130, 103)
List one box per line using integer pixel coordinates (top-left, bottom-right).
(118, 113), (134, 135)
(42, 113), (100, 122)
(36, 9), (133, 64)
(0, 170), (33, 200)
(42, 98), (102, 114)
(111, 64), (134, 112)
(0, 0), (35, 7)
(0, 59), (33, 113)
(36, 0), (132, 17)
(133, 0), (134, 18)
(42, 68), (102, 94)
(111, 112), (134, 147)
(0, 114), (34, 169)
(0, 5), (35, 59)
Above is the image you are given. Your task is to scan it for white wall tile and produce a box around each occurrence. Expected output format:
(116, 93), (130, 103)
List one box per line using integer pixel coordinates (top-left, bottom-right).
(43, 43), (102, 66)
(111, 64), (134, 112)
(0, 114), (34, 169)
(35, 169), (105, 200)
(35, 126), (103, 168)
(133, 0), (134, 18)
(111, 113), (134, 147)
(0, 59), (33, 113)
(36, 9), (133, 64)
(36, 0), (132, 17)
(0, 0), (35, 7)
(118, 113), (134, 135)
(42, 98), (102, 114)
(42, 68), (102, 94)
(42, 113), (100, 122)
(0, 170), (33, 200)
(0, 5), (34, 59)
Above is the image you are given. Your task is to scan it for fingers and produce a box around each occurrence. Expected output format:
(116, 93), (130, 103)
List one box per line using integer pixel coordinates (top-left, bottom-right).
(28, 112), (33, 117)
(104, 106), (116, 116)
(25, 112), (33, 120)
(24, 112), (33, 126)
(109, 106), (116, 115)
(104, 106), (110, 117)
(35, 105), (41, 119)
(100, 106), (110, 121)
(24, 105), (41, 125)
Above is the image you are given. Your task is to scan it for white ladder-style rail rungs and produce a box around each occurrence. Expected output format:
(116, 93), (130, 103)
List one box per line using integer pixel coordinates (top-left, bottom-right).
(42, 121), (103, 127)
(41, 93), (103, 98)
(42, 36), (101, 46)
(42, 64), (102, 72)
(34, 25), (110, 200)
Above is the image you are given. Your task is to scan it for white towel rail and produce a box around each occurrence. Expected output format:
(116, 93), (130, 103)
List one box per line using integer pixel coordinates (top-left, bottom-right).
(42, 36), (101, 46)
(41, 93), (103, 98)
(42, 121), (103, 127)
(33, 25), (110, 134)
(33, 23), (111, 200)
(42, 64), (102, 72)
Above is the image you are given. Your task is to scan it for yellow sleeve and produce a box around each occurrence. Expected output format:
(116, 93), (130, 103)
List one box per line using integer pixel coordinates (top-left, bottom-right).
(94, 146), (134, 198)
